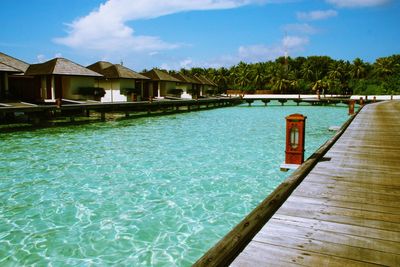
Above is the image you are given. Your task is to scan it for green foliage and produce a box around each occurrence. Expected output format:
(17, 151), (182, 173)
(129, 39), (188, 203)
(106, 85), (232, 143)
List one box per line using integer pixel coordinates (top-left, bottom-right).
(178, 54), (399, 95)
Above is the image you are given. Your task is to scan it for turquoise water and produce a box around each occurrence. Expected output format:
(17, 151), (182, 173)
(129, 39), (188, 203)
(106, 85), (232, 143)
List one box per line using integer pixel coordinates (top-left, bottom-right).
(0, 101), (349, 266)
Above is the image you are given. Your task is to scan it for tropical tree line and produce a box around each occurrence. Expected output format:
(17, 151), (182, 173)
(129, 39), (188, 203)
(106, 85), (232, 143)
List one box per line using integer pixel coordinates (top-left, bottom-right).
(169, 54), (400, 95)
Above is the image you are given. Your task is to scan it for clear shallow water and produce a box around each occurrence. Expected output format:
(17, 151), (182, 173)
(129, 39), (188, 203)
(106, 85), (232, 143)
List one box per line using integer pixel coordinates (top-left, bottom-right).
(0, 101), (349, 266)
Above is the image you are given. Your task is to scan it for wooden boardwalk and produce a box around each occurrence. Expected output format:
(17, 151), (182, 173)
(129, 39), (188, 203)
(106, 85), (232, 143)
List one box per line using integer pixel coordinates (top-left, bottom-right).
(230, 101), (400, 266)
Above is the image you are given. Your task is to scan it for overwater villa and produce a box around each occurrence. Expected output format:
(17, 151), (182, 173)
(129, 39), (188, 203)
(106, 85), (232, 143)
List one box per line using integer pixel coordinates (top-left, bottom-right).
(141, 69), (181, 99)
(25, 58), (103, 102)
(194, 74), (218, 97)
(170, 72), (200, 99)
(0, 52), (31, 101)
(87, 61), (150, 102)
(0, 62), (22, 100)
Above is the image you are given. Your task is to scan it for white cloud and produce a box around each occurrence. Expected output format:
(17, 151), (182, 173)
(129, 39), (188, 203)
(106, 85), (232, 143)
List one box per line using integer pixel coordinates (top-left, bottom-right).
(326, 0), (390, 8)
(282, 35), (309, 49)
(173, 35), (310, 69)
(282, 23), (318, 34)
(297, 9), (338, 20)
(54, 0), (268, 52)
(36, 54), (46, 63)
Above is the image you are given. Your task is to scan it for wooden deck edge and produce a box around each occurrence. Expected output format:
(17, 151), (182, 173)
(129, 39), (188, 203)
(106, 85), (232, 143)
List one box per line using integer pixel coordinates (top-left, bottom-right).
(192, 106), (363, 267)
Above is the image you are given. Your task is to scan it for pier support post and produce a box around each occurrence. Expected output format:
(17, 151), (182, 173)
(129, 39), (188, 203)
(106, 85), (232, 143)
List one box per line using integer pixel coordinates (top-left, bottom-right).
(101, 112), (105, 121)
(261, 99), (270, 106)
(86, 110), (90, 117)
(246, 100), (254, 106)
(31, 114), (41, 126)
(278, 100), (287, 106)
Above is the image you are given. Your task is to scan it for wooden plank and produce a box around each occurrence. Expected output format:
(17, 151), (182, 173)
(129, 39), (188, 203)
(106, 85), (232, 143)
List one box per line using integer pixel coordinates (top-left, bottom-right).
(252, 230), (400, 266)
(297, 179), (400, 197)
(231, 240), (381, 267)
(282, 198), (400, 223)
(265, 218), (400, 254)
(304, 175), (400, 194)
(288, 195), (400, 215)
(272, 214), (400, 242)
(276, 201), (400, 231)
(292, 185), (400, 208)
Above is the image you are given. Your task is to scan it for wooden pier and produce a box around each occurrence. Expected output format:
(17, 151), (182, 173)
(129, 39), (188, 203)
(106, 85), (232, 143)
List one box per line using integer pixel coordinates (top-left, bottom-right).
(0, 97), (242, 126)
(195, 100), (400, 266)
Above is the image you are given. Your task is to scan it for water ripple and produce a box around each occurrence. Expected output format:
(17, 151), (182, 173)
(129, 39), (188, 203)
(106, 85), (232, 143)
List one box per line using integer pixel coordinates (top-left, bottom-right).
(0, 102), (348, 266)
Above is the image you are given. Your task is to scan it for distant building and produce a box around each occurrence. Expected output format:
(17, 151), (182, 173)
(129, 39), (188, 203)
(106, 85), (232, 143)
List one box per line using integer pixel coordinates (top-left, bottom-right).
(0, 52), (31, 101)
(87, 61), (150, 102)
(170, 72), (201, 99)
(141, 69), (181, 99)
(194, 75), (218, 97)
(25, 58), (102, 102)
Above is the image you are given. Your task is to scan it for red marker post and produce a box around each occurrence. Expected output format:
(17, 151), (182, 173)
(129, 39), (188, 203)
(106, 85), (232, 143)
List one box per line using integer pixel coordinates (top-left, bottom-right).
(281, 114), (307, 171)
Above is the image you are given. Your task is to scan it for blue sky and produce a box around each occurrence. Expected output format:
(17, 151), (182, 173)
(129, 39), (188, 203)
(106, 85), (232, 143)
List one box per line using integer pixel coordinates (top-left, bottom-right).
(1, 0), (399, 71)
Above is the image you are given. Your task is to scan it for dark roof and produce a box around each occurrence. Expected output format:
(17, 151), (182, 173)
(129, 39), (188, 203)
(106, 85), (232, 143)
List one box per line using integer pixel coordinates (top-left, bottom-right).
(25, 58), (102, 77)
(0, 52), (30, 72)
(0, 62), (22, 73)
(202, 75), (217, 86)
(191, 75), (206, 85)
(171, 73), (199, 84)
(86, 61), (113, 75)
(141, 69), (181, 82)
(195, 75), (216, 86)
(104, 64), (150, 79)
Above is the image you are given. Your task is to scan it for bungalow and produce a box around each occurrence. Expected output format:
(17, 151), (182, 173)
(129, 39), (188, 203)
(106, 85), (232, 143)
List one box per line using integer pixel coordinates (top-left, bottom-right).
(0, 52), (31, 101)
(87, 61), (150, 102)
(194, 75), (218, 97)
(0, 62), (21, 100)
(25, 58), (103, 102)
(141, 69), (181, 99)
(170, 72), (200, 99)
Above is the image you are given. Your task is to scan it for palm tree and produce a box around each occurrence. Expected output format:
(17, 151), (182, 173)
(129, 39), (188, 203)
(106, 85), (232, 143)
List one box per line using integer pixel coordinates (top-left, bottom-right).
(301, 63), (314, 82)
(271, 64), (290, 93)
(374, 57), (396, 79)
(351, 58), (366, 79)
(250, 63), (267, 89)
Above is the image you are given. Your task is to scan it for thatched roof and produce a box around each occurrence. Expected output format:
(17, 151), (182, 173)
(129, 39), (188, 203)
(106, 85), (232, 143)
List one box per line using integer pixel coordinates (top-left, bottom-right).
(0, 52), (29, 72)
(25, 58), (102, 77)
(87, 61), (149, 80)
(142, 69), (180, 82)
(195, 75), (217, 86)
(0, 62), (22, 73)
(171, 73), (199, 84)
(202, 75), (218, 87)
(86, 61), (113, 75)
(105, 64), (150, 79)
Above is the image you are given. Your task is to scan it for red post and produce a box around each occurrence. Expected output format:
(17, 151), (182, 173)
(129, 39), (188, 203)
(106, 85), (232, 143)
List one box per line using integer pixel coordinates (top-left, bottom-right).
(359, 97), (364, 106)
(348, 99), (355, 115)
(285, 114), (307, 165)
(373, 96), (376, 103)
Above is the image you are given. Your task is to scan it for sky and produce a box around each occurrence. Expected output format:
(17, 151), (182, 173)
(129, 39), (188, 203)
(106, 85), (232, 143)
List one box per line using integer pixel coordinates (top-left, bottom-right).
(1, 0), (399, 71)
